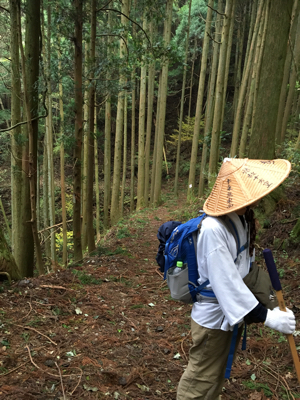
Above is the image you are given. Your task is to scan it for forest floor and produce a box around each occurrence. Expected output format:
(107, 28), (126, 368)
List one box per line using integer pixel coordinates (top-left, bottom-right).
(1, 179), (300, 400)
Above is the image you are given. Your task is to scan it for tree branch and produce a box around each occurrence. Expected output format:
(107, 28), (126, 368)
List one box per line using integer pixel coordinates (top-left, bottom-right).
(0, 6), (9, 13)
(207, 4), (227, 16)
(38, 219), (73, 234)
(97, 33), (129, 56)
(97, 0), (114, 10)
(100, 8), (152, 48)
(207, 32), (222, 44)
(0, 113), (48, 133)
(1, 55), (49, 134)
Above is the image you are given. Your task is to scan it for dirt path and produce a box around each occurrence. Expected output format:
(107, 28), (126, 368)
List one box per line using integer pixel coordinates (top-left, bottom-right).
(0, 191), (299, 399)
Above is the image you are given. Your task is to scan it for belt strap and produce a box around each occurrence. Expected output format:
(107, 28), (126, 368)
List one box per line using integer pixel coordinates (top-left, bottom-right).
(225, 324), (239, 379)
(225, 323), (247, 379)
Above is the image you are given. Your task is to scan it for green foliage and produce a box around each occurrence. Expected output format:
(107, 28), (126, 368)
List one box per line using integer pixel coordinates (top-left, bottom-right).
(179, 161), (191, 176)
(291, 218), (300, 242)
(172, 0), (208, 57)
(117, 226), (131, 239)
(55, 230), (73, 252)
(168, 117), (203, 146)
(0, 339), (10, 348)
(72, 269), (102, 285)
(97, 246), (130, 257)
(27, 318), (42, 327)
(130, 304), (145, 309)
(54, 194), (73, 228)
(281, 141), (300, 177)
(277, 267), (285, 278)
(242, 381), (273, 397)
(170, 199), (201, 222)
(21, 332), (30, 343)
(0, 109), (10, 123)
(60, 193), (73, 218)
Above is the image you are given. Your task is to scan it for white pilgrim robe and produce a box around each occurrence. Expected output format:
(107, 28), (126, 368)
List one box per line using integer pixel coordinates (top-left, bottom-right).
(191, 212), (258, 331)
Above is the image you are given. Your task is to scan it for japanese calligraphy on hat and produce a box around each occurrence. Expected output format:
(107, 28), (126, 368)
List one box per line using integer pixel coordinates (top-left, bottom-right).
(203, 158), (291, 216)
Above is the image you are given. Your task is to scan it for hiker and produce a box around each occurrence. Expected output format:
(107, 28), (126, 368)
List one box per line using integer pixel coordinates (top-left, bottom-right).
(176, 158), (296, 400)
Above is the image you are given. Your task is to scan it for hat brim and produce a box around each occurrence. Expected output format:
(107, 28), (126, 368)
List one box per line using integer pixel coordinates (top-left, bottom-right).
(203, 159), (291, 216)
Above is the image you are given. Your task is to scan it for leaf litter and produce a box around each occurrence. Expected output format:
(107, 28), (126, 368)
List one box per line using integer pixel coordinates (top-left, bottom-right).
(0, 187), (300, 399)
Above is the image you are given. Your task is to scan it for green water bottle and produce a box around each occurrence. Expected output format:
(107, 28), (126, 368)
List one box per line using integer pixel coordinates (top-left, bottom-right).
(173, 261), (184, 274)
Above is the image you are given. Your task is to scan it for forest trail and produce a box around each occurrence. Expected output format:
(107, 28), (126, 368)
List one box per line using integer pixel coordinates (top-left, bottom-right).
(0, 187), (300, 399)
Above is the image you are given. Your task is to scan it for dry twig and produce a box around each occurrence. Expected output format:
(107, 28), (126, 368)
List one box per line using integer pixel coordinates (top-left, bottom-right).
(70, 367), (83, 395)
(250, 355), (295, 400)
(155, 269), (164, 279)
(121, 313), (138, 330)
(25, 345), (79, 380)
(21, 301), (33, 320)
(0, 361), (29, 376)
(40, 284), (69, 290)
(15, 324), (57, 346)
(180, 330), (191, 362)
(55, 362), (66, 400)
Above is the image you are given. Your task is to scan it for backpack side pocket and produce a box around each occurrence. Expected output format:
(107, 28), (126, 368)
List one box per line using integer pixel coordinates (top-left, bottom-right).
(166, 267), (192, 304)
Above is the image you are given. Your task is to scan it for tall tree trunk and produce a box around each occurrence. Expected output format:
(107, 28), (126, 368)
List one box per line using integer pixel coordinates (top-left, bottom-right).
(104, 11), (112, 228)
(41, 7), (51, 261)
(43, 140), (51, 259)
(187, 0), (214, 200)
(293, 90), (300, 130)
(36, 157), (40, 232)
(239, 2), (266, 157)
(144, 20), (155, 208)
(120, 92), (128, 218)
(58, 43), (68, 267)
(0, 229), (22, 281)
(81, 42), (89, 250)
(295, 130), (300, 149)
(10, 0), (22, 274)
(275, 0), (300, 147)
(110, 0), (129, 225)
(73, 0), (83, 262)
(130, 1), (137, 213)
(150, 71), (162, 204)
(243, 1), (257, 73)
(46, 3), (56, 264)
(18, 0), (44, 275)
(86, 0), (96, 253)
(153, 0), (173, 206)
(136, 17), (147, 210)
(220, 0), (236, 132)
(279, 16), (300, 146)
(250, 0), (269, 142)
(249, 0), (293, 159)
(208, 0), (234, 185)
(130, 71), (136, 213)
(94, 101), (100, 243)
(230, 0), (264, 157)
(174, 0), (192, 197)
(198, 0), (222, 197)
(15, 17), (34, 277)
(233, 4), (246, 119)
(188, 38), (197, 121)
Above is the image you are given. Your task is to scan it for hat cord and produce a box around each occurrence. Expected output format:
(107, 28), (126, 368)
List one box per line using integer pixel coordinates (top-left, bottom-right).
(245, 207), (256, 257)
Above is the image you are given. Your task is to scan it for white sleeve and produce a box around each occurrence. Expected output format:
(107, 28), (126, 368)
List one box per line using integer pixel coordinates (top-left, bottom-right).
(206, 246), (258, 326)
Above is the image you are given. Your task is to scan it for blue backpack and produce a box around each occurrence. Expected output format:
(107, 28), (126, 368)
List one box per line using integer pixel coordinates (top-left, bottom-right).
(156, 213), (249, 379)
(156, 213), (247, 304)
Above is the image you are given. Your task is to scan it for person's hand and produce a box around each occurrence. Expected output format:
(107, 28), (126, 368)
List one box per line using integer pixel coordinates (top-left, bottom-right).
(265, 306), (296, 334)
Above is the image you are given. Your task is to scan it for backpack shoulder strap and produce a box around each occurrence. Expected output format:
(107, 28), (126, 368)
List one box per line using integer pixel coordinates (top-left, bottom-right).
(220, 215), (248, 262)
(192, 213), (207, 256)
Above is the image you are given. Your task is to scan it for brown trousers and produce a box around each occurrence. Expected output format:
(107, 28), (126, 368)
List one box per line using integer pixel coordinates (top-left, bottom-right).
(177, 318), (243, 400)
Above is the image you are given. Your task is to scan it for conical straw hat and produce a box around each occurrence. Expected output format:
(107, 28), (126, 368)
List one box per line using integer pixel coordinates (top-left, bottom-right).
(203, 158), (291, 216)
